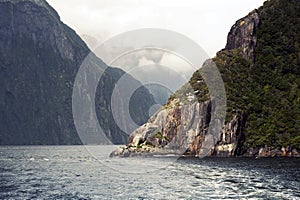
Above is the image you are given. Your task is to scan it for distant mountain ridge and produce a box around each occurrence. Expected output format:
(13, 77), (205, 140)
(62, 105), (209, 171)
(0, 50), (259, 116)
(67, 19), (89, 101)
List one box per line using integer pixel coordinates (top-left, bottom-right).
(0, 0), (155, 144)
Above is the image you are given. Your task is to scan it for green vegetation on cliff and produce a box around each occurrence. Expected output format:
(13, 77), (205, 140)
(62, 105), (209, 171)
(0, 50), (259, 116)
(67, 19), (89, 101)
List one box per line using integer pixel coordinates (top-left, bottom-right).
(189, 0), (300, 150)
(246, 0), (300, 149)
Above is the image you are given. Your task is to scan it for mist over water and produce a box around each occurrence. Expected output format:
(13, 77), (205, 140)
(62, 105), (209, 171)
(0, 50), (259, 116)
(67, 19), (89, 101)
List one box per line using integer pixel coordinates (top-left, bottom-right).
(1, 146), (299, 199)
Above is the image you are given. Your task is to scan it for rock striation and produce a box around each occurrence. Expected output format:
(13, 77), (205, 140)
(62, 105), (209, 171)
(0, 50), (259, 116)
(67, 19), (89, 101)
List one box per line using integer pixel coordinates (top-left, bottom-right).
(224, 9), (260, 61)
(111, 98), (212, 157)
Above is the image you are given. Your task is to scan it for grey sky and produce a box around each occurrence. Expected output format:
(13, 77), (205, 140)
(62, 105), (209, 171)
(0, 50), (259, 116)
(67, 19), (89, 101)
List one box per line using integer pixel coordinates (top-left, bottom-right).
(47, 0), (265, 57)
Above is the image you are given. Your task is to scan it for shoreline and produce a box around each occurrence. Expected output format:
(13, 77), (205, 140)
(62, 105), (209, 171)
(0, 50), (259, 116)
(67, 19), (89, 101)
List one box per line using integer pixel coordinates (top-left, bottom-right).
(109, 145), (300, 158)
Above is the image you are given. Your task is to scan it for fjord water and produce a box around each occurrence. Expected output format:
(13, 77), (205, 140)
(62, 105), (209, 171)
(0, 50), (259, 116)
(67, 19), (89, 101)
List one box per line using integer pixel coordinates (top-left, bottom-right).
(1, 146), (299, 199)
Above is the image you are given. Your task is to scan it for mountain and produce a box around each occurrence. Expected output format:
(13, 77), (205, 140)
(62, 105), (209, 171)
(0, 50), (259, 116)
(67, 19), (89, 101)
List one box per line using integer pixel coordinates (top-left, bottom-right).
(0, 0), (155, 144)
(111, 0), (300, 157)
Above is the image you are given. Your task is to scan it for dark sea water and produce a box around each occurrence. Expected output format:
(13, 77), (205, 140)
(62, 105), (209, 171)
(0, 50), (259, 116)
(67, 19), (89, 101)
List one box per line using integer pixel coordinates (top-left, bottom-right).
(0, 146), (299, 199)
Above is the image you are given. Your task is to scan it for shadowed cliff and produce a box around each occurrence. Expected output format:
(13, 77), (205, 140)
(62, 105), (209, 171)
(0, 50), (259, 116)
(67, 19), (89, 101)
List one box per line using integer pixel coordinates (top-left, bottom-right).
(0, 0), (155, 144)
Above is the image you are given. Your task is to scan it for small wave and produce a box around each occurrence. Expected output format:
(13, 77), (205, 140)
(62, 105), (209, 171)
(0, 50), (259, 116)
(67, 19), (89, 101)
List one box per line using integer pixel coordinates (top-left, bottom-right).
(153, 154), (179, 157)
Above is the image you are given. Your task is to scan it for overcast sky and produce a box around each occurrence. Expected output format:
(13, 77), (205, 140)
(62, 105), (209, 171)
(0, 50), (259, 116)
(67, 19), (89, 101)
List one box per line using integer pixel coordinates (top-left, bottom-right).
(47, 0), (265, 57)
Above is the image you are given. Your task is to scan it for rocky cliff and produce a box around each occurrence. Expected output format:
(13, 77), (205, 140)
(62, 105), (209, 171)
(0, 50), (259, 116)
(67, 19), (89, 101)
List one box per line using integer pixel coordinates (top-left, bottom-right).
(110, 97), (212, 157)
(111, 0), (300, 157)
(224, 10), (260, 61)
(0, 0), (155, 144)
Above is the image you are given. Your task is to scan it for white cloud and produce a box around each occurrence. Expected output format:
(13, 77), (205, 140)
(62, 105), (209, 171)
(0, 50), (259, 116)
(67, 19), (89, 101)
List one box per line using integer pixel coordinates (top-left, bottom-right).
(47, 0), (265, 57)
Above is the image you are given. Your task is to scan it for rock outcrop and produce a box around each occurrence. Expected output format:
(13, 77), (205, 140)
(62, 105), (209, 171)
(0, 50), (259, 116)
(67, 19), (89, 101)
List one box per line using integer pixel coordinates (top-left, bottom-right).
(224, 9), (260, 61)
(243, 146), (300, 157)
(110, 98), (212, 157)
(211, 113), (248, 157)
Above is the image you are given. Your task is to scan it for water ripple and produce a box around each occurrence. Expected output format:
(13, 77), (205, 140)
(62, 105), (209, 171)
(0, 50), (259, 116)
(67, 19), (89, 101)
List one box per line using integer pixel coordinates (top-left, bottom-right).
(0, 146), (299, 199)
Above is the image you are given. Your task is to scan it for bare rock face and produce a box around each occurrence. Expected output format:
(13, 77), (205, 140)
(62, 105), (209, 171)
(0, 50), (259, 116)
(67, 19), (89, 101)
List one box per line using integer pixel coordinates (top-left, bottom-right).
(212, 113), (248, 157)
(224, 10), (260, 61)
(110, 99), (212, 157)
(110, 96), (248, 157)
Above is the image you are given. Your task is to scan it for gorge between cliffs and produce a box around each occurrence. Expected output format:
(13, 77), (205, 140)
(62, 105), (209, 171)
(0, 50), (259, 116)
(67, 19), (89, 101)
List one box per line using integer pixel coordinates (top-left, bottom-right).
(1, 0), (300, 199)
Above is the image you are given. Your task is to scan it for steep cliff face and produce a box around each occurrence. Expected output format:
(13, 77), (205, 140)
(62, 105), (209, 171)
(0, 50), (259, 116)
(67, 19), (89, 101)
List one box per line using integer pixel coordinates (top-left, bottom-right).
(0, 0), (155, 144)
(111, 0), (300, 157)
(224, 10), (260, 61)
(211, 113), (248, 157)
(110, 97), (212, 157)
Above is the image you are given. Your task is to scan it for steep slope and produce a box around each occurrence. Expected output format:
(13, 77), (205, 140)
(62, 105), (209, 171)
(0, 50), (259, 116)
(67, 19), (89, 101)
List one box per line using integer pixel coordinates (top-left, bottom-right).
(215, 0), (300, 156)
(0, 0), (155, 144)
(111, 0), (300, 157)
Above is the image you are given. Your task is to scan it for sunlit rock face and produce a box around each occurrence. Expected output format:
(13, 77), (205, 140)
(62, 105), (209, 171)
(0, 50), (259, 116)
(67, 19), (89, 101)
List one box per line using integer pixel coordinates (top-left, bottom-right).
(110, 99), (212, 157)
(224, 9), (260, 61)
(110, 99), (247, 157)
